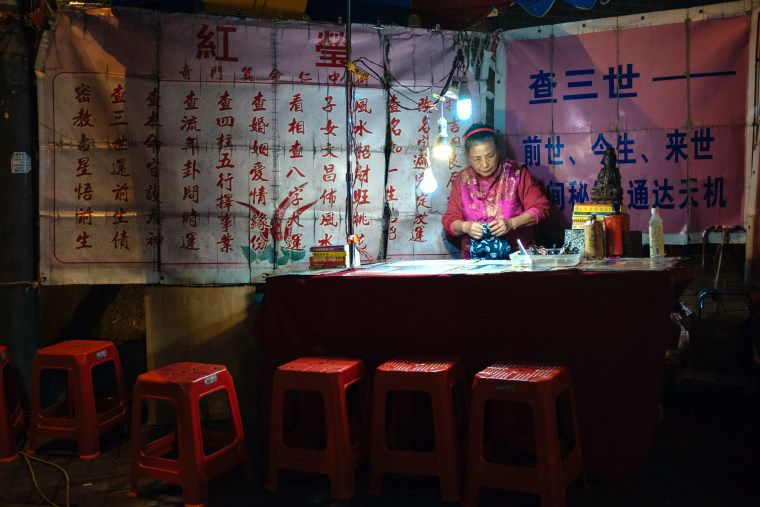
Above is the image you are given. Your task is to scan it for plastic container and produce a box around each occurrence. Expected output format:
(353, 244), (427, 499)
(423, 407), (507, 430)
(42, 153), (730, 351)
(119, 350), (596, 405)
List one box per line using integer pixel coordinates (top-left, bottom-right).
(510, 251), (582, 268)
(649, 208), (665, 258)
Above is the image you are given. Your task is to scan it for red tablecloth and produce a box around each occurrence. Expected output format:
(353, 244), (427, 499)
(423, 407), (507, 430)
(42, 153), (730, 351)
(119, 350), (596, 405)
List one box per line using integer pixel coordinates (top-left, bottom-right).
(254, 267), (681, 485)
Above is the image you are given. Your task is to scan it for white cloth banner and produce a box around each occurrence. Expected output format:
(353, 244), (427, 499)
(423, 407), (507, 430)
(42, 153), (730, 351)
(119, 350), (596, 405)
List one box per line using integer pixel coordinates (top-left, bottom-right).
(38, 8), (475, 284)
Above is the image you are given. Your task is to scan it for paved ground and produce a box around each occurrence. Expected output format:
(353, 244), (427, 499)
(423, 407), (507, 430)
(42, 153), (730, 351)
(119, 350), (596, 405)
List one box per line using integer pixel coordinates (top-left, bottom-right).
(1, 365), (759, 507)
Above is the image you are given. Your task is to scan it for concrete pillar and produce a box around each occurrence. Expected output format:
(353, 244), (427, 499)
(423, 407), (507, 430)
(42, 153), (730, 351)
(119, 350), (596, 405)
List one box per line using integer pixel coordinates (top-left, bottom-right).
(0, 18), (39, 407)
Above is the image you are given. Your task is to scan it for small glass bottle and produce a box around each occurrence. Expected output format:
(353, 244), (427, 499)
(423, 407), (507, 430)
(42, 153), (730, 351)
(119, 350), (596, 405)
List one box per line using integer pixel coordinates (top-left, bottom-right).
(648, 207), (665, 258)
(584, 214), (604, 260)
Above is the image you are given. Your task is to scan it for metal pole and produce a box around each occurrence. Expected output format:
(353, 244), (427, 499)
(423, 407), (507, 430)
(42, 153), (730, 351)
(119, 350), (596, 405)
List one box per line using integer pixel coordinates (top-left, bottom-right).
(0, 17), (39, 407)
(345, 0), (355, 268)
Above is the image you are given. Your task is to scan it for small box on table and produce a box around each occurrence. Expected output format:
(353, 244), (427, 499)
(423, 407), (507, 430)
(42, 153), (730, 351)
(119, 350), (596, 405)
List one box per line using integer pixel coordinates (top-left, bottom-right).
(564, 228), (643, 257)
(571, 202), (627, 229)
(309, 245), (361, 269)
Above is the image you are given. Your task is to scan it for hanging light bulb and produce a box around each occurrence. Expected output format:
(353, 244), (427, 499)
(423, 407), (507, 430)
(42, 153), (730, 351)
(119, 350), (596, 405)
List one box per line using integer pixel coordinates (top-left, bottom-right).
(456, 77), (472, 121)
(433, 136), (451, 160)
(420, 166), (438, 194)
(444, 79), (459, 100)
(433, 115), (452, 160)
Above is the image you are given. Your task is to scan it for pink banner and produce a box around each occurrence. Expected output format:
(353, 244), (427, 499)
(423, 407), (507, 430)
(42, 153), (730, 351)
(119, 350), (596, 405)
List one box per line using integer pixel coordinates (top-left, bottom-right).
(504, 15), (750, 236)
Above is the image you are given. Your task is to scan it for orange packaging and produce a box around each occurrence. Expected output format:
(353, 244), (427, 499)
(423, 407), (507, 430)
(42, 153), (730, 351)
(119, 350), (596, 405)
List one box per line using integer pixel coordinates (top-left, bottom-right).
(604, 204), (630, 257)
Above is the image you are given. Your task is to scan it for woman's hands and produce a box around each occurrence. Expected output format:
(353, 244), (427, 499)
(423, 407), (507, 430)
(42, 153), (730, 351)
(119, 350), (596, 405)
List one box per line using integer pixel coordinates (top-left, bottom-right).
(460, 220), (485, 239)
(457, 218), (516, 239)
(457, 214), (535, 239)
(486, 218), (515, 237)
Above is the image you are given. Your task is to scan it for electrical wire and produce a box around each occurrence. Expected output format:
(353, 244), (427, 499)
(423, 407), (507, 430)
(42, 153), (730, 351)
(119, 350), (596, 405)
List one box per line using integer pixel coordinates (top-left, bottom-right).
(18, 450), (72, 507)
(351, 31), (470, 112)
(355, 54), (454, 91)
(0, 277), (46, 291)
(355, 55), (454, 99)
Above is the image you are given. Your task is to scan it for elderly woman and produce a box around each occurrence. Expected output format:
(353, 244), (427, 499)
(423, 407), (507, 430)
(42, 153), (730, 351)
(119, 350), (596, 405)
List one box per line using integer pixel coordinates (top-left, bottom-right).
(442, 123), (550, 259)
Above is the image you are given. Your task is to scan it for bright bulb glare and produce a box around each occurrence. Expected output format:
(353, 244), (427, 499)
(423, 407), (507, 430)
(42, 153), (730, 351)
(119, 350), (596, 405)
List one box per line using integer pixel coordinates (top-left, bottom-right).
(433, 142), (452, 160)
(456, 98), (472, 120)
(433, 132), (451, 160)
(420, 167), (438, 193)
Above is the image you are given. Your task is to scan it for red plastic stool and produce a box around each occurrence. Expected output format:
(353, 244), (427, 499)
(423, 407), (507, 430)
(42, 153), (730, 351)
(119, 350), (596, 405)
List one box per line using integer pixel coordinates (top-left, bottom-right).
(265, 357), (369, 500)
(128, 362), (252, 507)
(0, 346), (25, 462)
(27, 339), (128, 460)
(463, 362), (586, 507)
(368, 356), (467, 502)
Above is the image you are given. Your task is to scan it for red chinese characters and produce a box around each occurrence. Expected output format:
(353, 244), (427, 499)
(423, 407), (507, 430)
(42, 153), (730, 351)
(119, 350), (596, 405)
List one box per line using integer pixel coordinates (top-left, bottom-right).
(70, 82), (96, 250)
(110, 83), (127, 127)
(196, 24), (238, 63)
(315, 31), (347, 68)
(212, 90), (238, 253)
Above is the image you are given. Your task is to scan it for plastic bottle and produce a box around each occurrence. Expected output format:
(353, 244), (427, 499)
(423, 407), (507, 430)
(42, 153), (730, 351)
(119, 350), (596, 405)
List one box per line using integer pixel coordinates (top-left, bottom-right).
(648, 207), (665, 258)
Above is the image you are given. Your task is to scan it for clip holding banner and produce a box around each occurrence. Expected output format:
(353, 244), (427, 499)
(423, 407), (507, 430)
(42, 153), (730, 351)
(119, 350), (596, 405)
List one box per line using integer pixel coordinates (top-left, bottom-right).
(345, 61), (370, 80)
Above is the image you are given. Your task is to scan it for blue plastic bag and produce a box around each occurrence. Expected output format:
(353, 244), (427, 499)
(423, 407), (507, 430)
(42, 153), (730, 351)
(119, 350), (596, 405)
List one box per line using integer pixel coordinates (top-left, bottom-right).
(470, 224), (512, 260)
